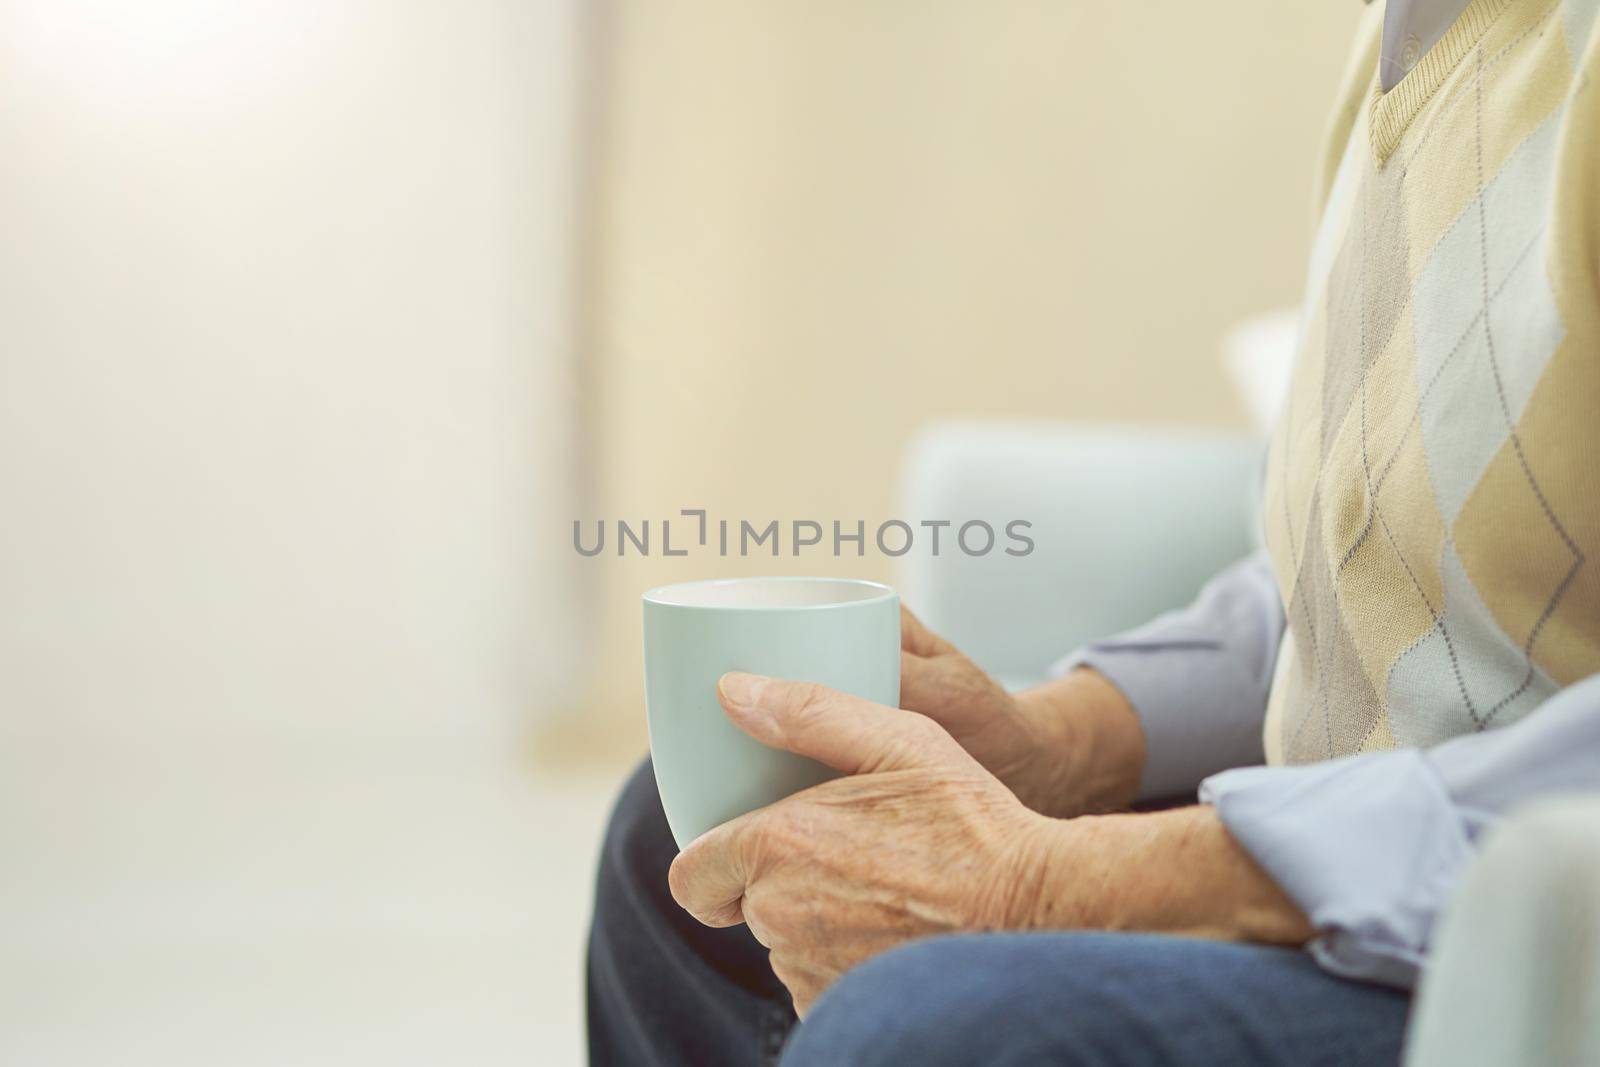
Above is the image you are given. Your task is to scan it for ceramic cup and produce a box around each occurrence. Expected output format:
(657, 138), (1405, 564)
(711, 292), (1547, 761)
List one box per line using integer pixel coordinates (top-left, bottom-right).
(643, 576), (900, 848)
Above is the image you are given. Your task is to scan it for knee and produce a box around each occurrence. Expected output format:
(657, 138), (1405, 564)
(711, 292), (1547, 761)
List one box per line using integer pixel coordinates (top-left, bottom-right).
(781, 934), (1099, 1067)
(589, 756), (790, 1022)
(594, 758), (676, 912)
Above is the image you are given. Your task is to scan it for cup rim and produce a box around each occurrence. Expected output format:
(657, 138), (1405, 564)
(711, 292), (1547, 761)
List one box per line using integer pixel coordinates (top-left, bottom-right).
(642, 575), (897, 611)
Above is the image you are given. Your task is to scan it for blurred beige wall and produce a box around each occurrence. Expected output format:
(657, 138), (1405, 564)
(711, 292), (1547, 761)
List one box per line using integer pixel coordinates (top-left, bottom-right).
(573, 1), (1360, 745)
(0, 0), (585, 748)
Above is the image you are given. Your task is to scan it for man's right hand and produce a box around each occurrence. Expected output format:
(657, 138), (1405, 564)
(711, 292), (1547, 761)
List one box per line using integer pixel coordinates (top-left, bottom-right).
(898, 606), (1147, 817)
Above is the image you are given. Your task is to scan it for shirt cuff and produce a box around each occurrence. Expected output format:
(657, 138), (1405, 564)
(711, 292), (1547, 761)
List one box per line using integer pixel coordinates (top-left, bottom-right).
(1201, 750), (1476, 989)
(1049, 552), (1282, 799)
(1059, 643), (1268, 800)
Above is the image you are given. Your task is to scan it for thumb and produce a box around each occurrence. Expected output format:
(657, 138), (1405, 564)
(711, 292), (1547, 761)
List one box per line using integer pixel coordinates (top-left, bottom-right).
(716, 672), (948, 775)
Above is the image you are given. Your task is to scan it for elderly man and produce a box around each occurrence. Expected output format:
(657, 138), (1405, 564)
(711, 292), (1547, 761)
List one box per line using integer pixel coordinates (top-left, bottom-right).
(588, 0), (1600, 1062)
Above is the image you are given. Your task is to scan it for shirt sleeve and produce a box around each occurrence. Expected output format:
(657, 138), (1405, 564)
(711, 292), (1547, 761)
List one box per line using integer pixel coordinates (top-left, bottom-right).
(1051, 551), (1284, 800)
(1201, 672), (1600, 989)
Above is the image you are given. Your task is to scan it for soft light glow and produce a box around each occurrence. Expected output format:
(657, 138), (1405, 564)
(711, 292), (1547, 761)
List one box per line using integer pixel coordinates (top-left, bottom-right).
(5, 0), (334, 106)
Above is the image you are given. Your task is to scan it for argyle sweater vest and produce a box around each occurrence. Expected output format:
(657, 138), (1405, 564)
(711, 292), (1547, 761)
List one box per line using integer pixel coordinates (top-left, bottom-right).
(1261, 0), (1600, 765)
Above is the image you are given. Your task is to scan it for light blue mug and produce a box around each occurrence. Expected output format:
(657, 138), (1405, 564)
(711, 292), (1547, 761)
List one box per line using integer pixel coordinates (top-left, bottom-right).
(643, 576), (900, 848)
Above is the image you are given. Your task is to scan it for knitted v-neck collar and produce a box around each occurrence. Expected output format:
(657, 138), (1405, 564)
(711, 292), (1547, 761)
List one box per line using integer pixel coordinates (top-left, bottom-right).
(1368, 0), (1512, 163)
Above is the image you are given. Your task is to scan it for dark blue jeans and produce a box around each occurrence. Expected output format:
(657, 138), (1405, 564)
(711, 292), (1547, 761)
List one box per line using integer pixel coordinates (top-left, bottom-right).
(587, 760), (1411, 1066)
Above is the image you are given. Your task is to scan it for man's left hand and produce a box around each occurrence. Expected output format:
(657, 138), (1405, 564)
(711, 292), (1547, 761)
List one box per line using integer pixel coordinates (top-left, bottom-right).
(667, 671), (1057, 1016)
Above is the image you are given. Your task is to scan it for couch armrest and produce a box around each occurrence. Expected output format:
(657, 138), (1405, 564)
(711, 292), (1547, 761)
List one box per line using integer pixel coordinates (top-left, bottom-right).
(1405, 796), (1600, 1066)
(894, 419), (1261, 689)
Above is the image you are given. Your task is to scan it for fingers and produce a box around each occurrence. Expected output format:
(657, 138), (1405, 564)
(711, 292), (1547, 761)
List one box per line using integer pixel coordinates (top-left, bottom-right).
(674, 824), (823, 1016)
(899, 649), (958, 713)
(716, 672), (946, 775)
(900, 604), (953, 657)
(668, 814), (755, 928)
(682, 669), (957, 931)
(770, 955), (825, 1018)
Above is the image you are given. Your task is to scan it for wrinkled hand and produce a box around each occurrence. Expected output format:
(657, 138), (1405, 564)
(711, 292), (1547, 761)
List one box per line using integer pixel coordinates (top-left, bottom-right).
(668, 671), (1056, 1016)
(899, 606), (1080, 816)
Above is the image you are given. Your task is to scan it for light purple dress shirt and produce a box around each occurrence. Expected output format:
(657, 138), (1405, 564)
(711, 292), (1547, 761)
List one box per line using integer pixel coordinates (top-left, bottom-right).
(1056, 552), (1600, 989)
